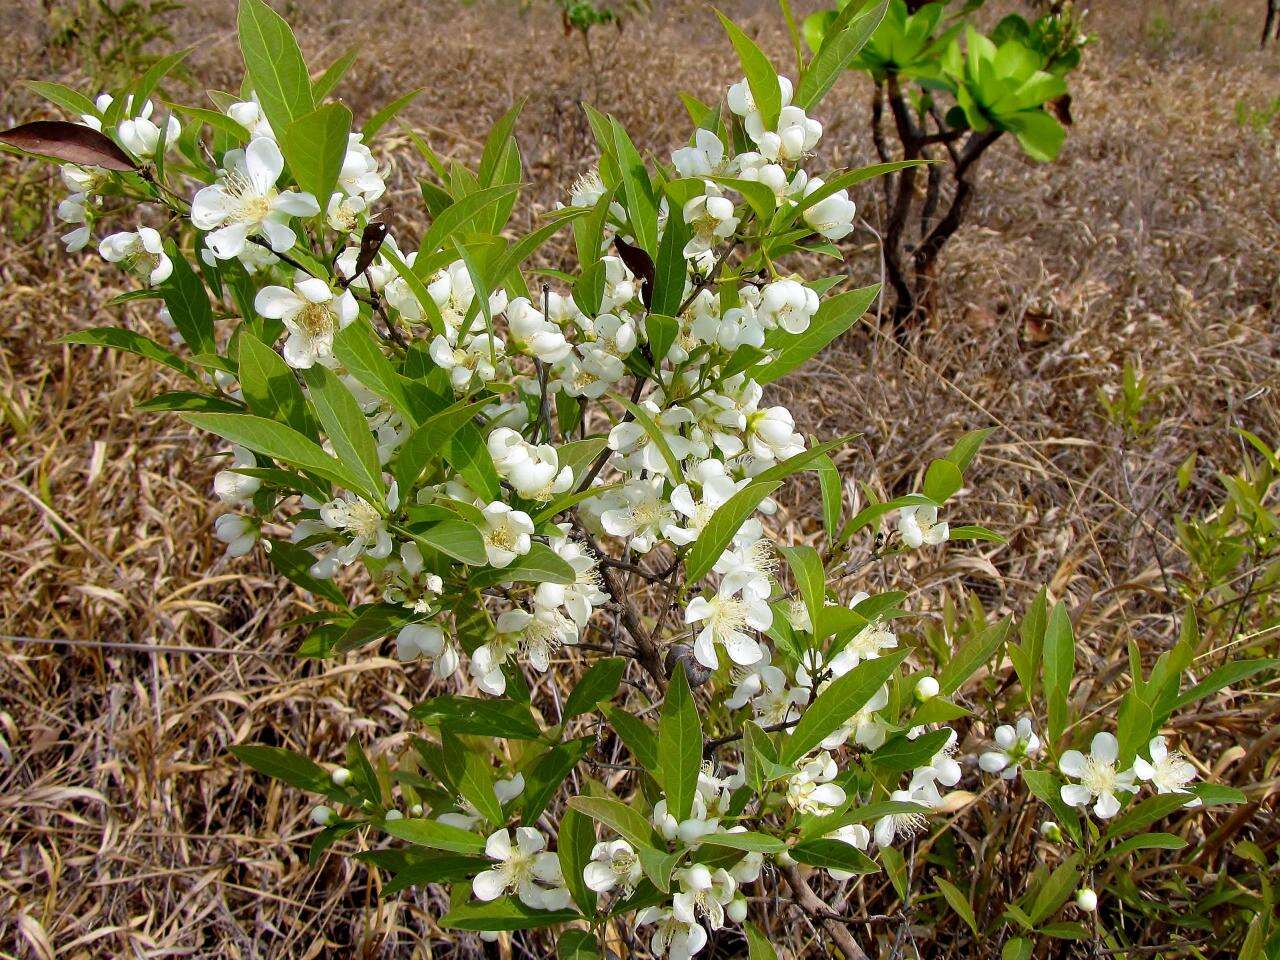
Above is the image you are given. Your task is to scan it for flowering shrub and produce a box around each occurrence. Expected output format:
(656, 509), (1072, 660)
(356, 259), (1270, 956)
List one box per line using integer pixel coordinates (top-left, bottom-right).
(2, 0), (1268, 955)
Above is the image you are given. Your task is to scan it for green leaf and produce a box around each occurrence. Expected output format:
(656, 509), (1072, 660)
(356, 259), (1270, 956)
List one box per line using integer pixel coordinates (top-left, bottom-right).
(237, 331), (316, 437)
(374, 853), (489, 896)
(779, 545), (825, 633)
(659, 662), (703, 821)
(394, 396), (489, 493)
(1002, 939), (1033, 960)
(161, 245), (217, 356)
(1103, 792), (1193, 841)
(61, 327), (197, 381)
(1043, 601), (1075, 744)
(522, 737), (594, 824)
(650, 197), (690, 316)
(479, 98), (526, 186)
(557, 929), (600, 960)
(407, 519), (487, 566)
(936, 877), (978, 935)
(870, 729), (950, 774)
(564, 658), (627, 718)
(1109, 832), (1187, 858)
(415, 184), (521, 266)
(302, 364), (385, 499)
(567, 795), (659, 851)
(816, 453), (842, 539)
(363, 89), (423, 139)
(611, 119), (658, 254)
(182, 412), (366, 497)
(752, 434), (858, 485)
(381, 817), (487, 854)
(1028, 853), (1081, 926)
(686, 480), (783, 582)
(1116, 689), (1155, 767)
(717, 11), (782, 129)
(922, 458), (963, 504)
(796, 0), (890, 110)
(745, 924), (778, 960)
(411, 696), (542, 740)
(947, 427), (995, 472)
(442, 729), (502, 824)
(25, 80), (98, 118)
(800, 799), (928, 840)
(948, 524), (1006, 543)
(602, 705), (660, 775)
(229, 744), (344, 801)
(781, 647), (910, 763)
(136, 391), (241, 413)
(469, 542), (576, 588)
(1173, 658), (1280, 709)
(645, 314), (678, 368)
(279, 102), (352, 212)
(335, 603), (418, 654)
(938, 617), (1010, 695)
(559, 806), (598, 915)
(756, 284), (879, 384)
(237, 0), (315, 137)
(791, 839), (878, 874)
(439, 899), (579, 931)
(1020, 769), (1082, 845)
(700, 831), (787, 854)
(706, 174), (776, 222)
(267, 538), (347, 607)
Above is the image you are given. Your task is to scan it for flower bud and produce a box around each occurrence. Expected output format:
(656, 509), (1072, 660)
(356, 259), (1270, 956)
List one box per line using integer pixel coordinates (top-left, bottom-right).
(1040, 820), (1063, 843)
(1076, 888), (1098, 912)
(384, 809), (404, 822)
(331, 767), (351, 786)
(727, 896), (749, 923)
(410, 804), (424, 817)
(915, 675), (940, 701)
(310, 805), (335, 826)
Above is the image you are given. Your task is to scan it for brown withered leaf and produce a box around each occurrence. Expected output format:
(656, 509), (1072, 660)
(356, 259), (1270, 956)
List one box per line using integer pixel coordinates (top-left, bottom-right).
(1049, 94), (1073, 126)
(613, 235), (655, 311)
(343, 220), (388, 288)
(0, 120), (136, 172)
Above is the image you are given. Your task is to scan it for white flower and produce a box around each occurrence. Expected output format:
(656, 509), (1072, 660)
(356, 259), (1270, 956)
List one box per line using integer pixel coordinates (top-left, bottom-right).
(1076, 888), (1098, 912)
(495, 607), (577, 672)
(873, 788), (931, 849)
(683, 192), (739, 258)
(609, 404), (696, 478)
(600, 256), (637, 312)
(569, 168), (606, 208)
(98, 227), (173, 285)
(1133, 736), (1200, 806)
(57, 192), (91, 251)
(786, 751), (846, 816)
(713, 537), (776, 601)
(118, 108), (180, 159)
(727, 75), (794, 119)
(319, 483), (398, 566)
(1059, 732), (1139, 819)
(480, 501), (535, 568)
(472, 827), (567, 910)
(213, 446), (261, 505)
(254, 276), (358, 370)
(325, 191), (368, 234)
(584, 839), (643, 894)
(533, 539), (607, 627)
(429, 333), (505, 391)
(908, 729), (963, 802)
(190, 138), (319, 259)
(214, 513), (260, 558)
(671, 128), (727, 178)
(979, 716), (1041, 780)
(394, 622), (460, 678)
(746, 406), (805, 463)
(685, 590), (770, 670)
(758, 278), (819, 335)
(487, 428), (573, 501)
(601, 478), (674, 554)
(338, 133), (385, 202)
(652, 794), (720, 846)
(637, 907), (708, 960)
(438, 774), (527, 830)
(507, 297), (572, 363)
(227, 97), (274, 139)
(899, 504), (949, 548)
(802, 178), (857, 241)
(826, 823), (871, 881)
(664, 460), (745, 546)
(747, 105), (822, 162)
(672, 864), (736, 932)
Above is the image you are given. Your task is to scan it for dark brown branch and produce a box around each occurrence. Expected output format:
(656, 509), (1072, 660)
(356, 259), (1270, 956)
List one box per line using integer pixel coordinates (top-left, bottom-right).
(781, 866), (873, 960)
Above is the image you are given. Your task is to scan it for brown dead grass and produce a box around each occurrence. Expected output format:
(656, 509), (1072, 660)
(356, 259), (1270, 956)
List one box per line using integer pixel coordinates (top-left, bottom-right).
(0, 0), (1278, 956)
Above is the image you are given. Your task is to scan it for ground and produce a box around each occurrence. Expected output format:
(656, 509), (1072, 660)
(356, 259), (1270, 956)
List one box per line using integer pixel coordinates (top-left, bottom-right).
(0, 0), (1277, 957)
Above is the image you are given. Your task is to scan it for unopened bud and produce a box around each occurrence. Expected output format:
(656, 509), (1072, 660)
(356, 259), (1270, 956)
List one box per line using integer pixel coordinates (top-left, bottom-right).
(1040, 820), (1063, 843)
(1076, 887), (1097, 912)
(331, 767), (351, 786)
(310, 805), (335, 826)
(384, 809), (404, 821)
(915, 675), (940, 701)
(727, 896), (748, 923)
(410, 803), (424, 817)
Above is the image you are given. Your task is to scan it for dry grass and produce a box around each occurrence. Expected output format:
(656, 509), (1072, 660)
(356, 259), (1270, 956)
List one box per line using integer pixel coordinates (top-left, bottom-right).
(1, 0), (1278, 956)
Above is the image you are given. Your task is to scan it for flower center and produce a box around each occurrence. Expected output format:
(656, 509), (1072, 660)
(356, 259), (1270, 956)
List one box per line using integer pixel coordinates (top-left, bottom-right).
(341, 500), (382, 539)
(223, 171), (273, 224)
(709, 595), (748, 636)
(1080, 756), (1118, 795)
(487, 522), (515, 552)
(297, 301), (335, 338)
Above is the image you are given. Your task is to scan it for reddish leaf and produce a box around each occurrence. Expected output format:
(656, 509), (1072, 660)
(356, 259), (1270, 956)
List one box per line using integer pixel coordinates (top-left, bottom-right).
(614, 235), (655, 311)
(342, 220), (388, 289)
(0, 120), (136, 172)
